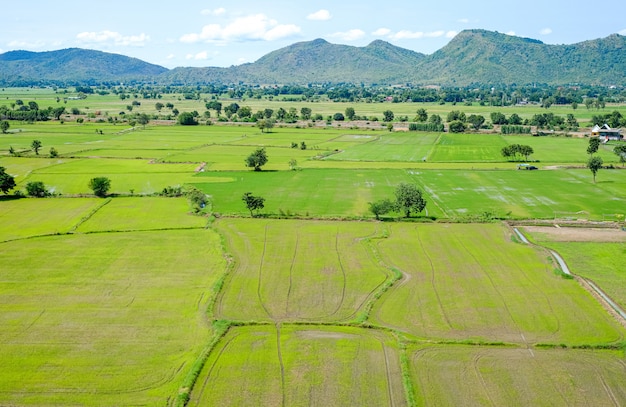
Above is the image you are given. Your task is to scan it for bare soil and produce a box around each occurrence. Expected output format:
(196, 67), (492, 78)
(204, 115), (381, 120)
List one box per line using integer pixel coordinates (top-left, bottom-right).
(523, 226), (626, 242)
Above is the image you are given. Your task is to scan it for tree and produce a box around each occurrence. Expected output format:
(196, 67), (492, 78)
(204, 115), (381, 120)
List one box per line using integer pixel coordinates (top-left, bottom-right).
(155, 102), (164, 111)
(257, 119), (274, 133)
(245, 148), (268, 171)
(52, 107), (65, 120)
(289, 158), (298, 171)
(0, 166), (16, 194)
(508, 113), (522, 125)
(0, 120), (9, 134)
(448, 120), (466, 133)
(49, 147), (58, 158)
(467, 114), (485, 131)
(369, 199), (394, 220)
(587, 137), (600, 155)
(383, 110), (395, 122)
(395, 183), (426, 218)
(186, 187), (209, 213)
(26, 181), (48, 197)
(242, 192), (265, 216)
(518, 145), (534, 161)
(31, 140), (42, 155)
(613, 145), (626, 167)
(88, 177), (111, 197)
(429, 114), (442, 125)
(177, 112), (197, 125)
(333, 112), (345, 121)
(206, 101), (222, 116)
(224, 103), (240, 118)
(300, 107), (312, 120)
(490, 112), (508, 125)
(137, 113), (150, 128)
(415, 108), (428, 122)
(587, 156), (603, 183)
(345, 107), (356, 121)
(447, 110), (466, 123)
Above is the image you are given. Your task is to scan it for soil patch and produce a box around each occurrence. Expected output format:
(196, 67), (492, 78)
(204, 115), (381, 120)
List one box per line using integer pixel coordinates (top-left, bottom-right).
(523, 226), (626, 242)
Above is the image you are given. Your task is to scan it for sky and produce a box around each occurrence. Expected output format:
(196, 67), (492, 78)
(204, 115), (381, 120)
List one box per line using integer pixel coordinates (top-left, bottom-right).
(2, 0), (626, 69)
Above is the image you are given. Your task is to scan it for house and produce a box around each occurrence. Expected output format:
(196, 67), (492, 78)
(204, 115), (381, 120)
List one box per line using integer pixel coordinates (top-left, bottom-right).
(591, 124), (623, 141)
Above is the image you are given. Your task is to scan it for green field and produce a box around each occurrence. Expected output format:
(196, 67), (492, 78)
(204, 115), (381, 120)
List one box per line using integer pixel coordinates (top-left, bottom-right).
(409, 345), (626, 406)
(1, 94), (626, 406)
(190, 325), (404, 406)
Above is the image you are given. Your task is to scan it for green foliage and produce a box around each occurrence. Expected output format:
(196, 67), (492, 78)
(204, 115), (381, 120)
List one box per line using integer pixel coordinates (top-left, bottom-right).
(177, 111), (198, 125)
(383, 110), (395, 122)
(25, 181), (49, 197)
(448, 120), (466, 133)
(0, 120), (9, 133)
(415, 108), (428, 122)
(345, 107), (355, 120)
(409, 122), (445, 132)
(88, 176), (111, 197)
(186, 187), (209, 213)
(587, 156), (603, 183)
(395, 183), (426, 217)
(31, 139), (42, 155)
(501, 144), (534, 161)
(241, 192), (265, 216)
(447, 110), (466, 123)
(501, 125), (531, 134)
(368, 199), (394, 220)
(467, 114), (485, 130)
(244, 147), (268, 171)
(49, 147), (59, 157)
(587, 137), (600, 155)
(0, 166), (16, 194)
(614, 145), (626, 166)
(333, 112), (345, 121)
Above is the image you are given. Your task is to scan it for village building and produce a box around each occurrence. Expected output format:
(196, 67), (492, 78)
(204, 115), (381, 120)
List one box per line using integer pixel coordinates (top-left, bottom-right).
(591, 124), (623, 141)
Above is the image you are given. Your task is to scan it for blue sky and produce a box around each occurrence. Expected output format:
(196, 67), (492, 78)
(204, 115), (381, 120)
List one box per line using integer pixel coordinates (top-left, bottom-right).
(3, 0), (625, 69)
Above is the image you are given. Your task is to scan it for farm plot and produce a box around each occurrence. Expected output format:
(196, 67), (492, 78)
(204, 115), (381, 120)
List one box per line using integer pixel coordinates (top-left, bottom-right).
(75, 197), (207, 233)
(0, 197), (102, 241)
(20, 158), (198, 195)
(189, 325), (404, 407)
(213, 218), (391, 322)
(369, 223), (625, 345)
(428, 133), (508, 162)
(325, 132), (439, 162)
(0, 229), (227, 406)
(193, 168), (421, 218)
(501, 134), (620, 164)
(408, 168), (626, 219)
(524, 228), (626, 314)
(409, 345), (626, 406)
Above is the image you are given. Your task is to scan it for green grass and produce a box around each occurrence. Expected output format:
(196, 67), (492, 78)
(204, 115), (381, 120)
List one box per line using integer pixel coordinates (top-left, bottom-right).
(0, 197), (103, 241)
(429, 133), (509, 162)
(213, 218), (391, 322)
(193, 168), (416, 218)
(0, 229), (227, 406)
(370, 223), (625, 345)
(325, 132), (439, 162)
(409, 345), (626, 406)
(189, 325), (404, 407)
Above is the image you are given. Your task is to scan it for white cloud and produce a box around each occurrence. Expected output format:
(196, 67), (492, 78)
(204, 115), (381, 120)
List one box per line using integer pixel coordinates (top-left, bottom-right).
(166, 54), (175, 60)
(180, 14), (301, 43)
(446, 31), (458, 38)
(373, 28), (391, 36)
(186, 51), (209, 60)
(506, 31), (516, 36)
(458, 18), (470, 24)
(307, 9), (332, 21)
(618, 28), (626, 35)
(7, 40), (46, 48)
(76, 31), (150, 47)
(390, 30), (446, 40)
(540, 28), (553, 35)
(330, 29), (365, 41)
(201, 8), (226, 16)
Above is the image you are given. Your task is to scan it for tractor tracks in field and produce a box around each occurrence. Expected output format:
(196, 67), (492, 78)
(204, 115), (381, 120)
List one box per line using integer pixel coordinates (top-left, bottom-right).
(415, 227), (452, 330)
(284, 231), (300, 317)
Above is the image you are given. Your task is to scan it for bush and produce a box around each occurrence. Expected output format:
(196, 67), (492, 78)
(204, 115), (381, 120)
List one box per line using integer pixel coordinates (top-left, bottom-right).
(26, 181), (49, 197)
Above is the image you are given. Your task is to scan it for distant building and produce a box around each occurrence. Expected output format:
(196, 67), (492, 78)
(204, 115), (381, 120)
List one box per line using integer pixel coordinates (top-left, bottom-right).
(591, 124), (623, 141)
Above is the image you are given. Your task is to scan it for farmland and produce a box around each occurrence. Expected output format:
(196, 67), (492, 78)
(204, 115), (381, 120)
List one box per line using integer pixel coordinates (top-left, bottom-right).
(1, 90), (625, 406)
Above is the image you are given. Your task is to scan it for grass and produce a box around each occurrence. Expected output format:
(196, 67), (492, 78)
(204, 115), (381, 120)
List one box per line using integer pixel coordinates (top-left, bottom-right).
(525, 237), (626, 312)
(0, 229), (227, 406)
(369, 223), (625, 345)
(408, 344), (626, 406)
(189, 325), (404, 407)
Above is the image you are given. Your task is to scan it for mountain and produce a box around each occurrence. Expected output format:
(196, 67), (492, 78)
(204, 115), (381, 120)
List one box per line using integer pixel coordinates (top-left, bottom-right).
(1, 30), (625, 86)
(0, 48), (168, 84)
(160, 38), (426, 84)
(412, 29), (626, 85)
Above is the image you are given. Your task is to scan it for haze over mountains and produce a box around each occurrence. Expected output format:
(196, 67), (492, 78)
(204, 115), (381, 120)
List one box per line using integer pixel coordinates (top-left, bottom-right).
(1, 29), (624, 86)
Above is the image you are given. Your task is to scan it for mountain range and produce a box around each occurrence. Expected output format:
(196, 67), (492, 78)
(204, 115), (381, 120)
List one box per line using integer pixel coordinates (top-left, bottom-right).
(1, 29), (625, 86)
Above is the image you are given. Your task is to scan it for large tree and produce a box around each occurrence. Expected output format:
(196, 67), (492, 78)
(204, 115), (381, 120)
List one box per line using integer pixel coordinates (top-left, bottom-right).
(0, 120), (9, 134)
(415, 108), (428, 122)
(177, 112), (197, 125)
(242, 192), (265, 216)
(587, 156), (603, 183)
(88, 177), (111, 197)
(245, 147), (268, 171)
(369, 199), (394, 220)
(467, 114), (485, 131)
(26, 181), (48, 197)
(395, 183), (426, 218)
(0, 166), (16, 194)
(345, 107), (356, 121)
(383, 110), (395, 122)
